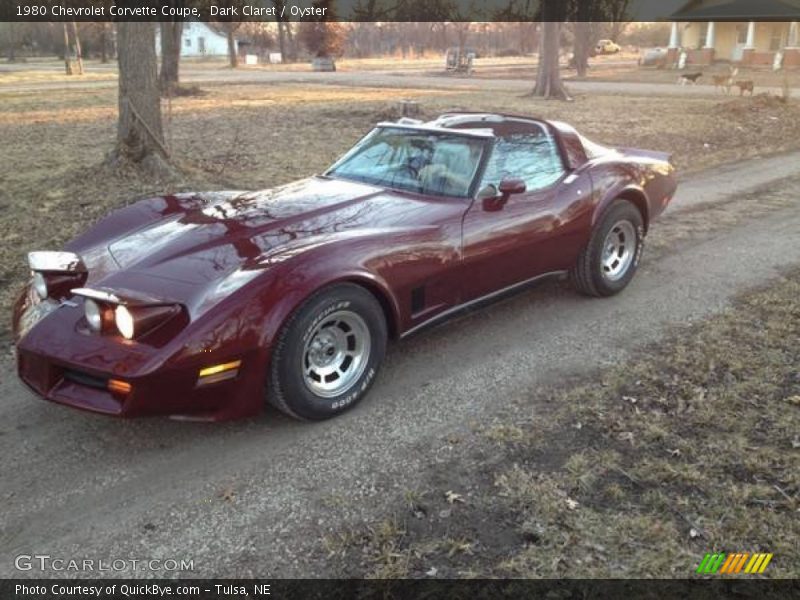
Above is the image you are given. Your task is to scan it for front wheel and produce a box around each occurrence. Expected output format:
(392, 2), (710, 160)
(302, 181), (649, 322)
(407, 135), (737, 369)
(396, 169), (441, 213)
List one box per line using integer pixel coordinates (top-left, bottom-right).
(571, 199), (645, 297)
(266, 284), (387, 420)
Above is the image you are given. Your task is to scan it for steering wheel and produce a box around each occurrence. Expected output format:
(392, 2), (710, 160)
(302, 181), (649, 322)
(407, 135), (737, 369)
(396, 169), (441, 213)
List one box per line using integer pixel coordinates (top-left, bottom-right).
(388, 162), (419, 180)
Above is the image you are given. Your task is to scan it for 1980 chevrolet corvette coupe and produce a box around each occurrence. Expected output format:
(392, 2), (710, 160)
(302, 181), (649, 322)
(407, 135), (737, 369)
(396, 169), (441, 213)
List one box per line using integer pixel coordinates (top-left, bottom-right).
(13, 113), (677, 421)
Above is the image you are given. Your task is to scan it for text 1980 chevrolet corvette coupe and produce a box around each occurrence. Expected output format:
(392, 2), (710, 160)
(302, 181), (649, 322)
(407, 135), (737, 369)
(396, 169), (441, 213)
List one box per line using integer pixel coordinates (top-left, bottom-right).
(13, 113), (677, 421)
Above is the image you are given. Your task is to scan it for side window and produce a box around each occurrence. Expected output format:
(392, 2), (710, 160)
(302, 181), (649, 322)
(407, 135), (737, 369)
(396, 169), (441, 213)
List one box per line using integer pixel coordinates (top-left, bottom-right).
(481, 129), (565, 193)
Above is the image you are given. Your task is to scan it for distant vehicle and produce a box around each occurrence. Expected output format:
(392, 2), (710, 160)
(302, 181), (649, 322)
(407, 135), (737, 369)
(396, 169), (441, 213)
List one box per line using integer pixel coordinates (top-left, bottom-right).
(640, 47), (668, 66)
(595, 39), (622, 55)
(14, 113), (677, 422)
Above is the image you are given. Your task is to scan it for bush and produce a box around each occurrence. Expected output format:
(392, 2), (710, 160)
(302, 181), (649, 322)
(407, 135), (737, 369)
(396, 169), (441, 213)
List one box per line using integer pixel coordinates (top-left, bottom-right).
(297, 1), (345, 58)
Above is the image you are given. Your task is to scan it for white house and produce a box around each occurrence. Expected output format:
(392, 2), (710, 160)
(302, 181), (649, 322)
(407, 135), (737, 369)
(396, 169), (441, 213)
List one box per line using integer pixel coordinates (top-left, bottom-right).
(156, 22), (237, 58)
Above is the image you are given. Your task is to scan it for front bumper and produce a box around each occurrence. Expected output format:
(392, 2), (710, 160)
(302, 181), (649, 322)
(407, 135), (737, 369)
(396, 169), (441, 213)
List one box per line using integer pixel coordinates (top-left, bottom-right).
(14, 290), (267, 421)
(17, 346), (264, 421)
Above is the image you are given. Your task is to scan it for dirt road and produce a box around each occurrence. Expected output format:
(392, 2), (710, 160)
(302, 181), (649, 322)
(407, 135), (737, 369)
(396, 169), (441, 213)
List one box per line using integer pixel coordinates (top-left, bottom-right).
(1, 157), (800, 578)
(0, 63), (793, 97)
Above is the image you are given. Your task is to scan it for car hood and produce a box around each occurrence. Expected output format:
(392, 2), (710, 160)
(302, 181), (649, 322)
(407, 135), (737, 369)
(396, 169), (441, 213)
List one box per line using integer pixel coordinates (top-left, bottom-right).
(82, 176), (438, 310)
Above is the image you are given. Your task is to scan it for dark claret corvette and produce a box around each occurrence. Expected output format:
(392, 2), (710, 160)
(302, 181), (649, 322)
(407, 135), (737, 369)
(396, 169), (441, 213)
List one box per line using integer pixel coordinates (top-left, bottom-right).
(13, 113), (677, 421)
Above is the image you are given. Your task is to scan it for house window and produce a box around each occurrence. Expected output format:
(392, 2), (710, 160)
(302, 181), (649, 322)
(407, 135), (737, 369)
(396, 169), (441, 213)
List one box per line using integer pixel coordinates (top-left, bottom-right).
(736, 24), (748, 45)
(185, 38), (192, 48)
(770, 26), (784, 51)
(198, 37), (206, 54)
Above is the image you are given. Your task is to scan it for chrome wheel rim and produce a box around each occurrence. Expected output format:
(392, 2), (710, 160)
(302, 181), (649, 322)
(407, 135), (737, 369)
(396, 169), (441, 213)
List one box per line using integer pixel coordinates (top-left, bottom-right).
(601, 220), (637, 282)
(302, 310), (371, 398)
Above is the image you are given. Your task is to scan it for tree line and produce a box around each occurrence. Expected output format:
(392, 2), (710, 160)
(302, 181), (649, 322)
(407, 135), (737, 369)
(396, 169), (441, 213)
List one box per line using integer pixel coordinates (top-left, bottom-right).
(0, 0), (649, 172)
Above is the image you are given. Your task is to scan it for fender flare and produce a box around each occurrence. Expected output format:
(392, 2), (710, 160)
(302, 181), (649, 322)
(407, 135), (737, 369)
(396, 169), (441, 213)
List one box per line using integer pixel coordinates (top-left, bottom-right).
(592, 184), (650, 233)
(254, 268), (402, 352)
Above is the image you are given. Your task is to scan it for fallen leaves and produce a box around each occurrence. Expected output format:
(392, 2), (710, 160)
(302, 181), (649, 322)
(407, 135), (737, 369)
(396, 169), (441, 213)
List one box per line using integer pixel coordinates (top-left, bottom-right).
(444, 490), (465, 504)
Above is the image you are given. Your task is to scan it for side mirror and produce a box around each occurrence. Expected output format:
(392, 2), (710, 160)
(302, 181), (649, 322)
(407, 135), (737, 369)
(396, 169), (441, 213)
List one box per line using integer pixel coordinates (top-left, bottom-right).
(498, 178), (526, 197)
(482, 178), (525, 212)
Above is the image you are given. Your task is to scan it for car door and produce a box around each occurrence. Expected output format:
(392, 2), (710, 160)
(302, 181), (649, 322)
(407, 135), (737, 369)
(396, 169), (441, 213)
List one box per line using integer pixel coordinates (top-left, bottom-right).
(460, 124), (588, 301)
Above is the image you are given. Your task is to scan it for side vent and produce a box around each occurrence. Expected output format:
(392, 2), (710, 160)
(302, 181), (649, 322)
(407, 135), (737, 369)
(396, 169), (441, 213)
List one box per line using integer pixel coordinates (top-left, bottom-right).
(411, 286), (426, 314)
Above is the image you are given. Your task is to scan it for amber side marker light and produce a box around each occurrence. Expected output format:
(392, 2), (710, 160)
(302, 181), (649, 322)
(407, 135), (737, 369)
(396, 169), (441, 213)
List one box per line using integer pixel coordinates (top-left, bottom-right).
(107, 379), (132, 395)
(197, 360), (242, 387)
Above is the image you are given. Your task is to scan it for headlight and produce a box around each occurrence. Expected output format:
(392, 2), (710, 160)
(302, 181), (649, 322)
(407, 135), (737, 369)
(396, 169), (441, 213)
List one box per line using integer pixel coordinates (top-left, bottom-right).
(84, 299), (103, 332)
(32, 272), (48, 299)
(115, 305), (135, 340)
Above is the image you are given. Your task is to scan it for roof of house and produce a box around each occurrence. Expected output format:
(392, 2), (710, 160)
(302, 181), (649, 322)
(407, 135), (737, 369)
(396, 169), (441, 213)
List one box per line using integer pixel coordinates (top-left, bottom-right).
(671, 0), (800, 21)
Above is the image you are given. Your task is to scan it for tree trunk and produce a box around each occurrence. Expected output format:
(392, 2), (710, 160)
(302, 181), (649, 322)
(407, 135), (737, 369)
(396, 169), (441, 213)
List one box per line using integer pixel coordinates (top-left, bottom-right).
(159, 22), (183, 92)
(62, 23), (73, 75)
(573, 21), (591, 78)
(277, 20), (287, 62)
(71, 22), (84, 75)
(532, 21), (571, 100)
(286, 23), (297, 61)
(227, 28), (238, 68)
(114, 22), (168, 166)
(609, 21), (626, 43)
(100, 24), (109, 63)
(6, 23), (16, 62)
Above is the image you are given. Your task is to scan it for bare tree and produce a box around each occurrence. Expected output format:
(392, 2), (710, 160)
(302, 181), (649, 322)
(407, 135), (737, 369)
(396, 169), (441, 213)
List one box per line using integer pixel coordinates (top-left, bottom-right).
(113, 22), (169, 171)
(70, 21), (84, 75)
(270, 0), (292, 61)
(532, 22), (571, 100)
(159, 22), (183, 92)
(223, 23), (241, 68)
(453, 22), (471, 56)
(572, 21), (591, 78)
(3, 23), (18, 62)
(276, 18), (287, 61)
(530, 0), (572, 100)
(62, 23), (73, 75)
(210, 0), (247, 67)
(570, 2), (607, 79)
(606, 0), (632, 42)
(99, 23), (111, 63)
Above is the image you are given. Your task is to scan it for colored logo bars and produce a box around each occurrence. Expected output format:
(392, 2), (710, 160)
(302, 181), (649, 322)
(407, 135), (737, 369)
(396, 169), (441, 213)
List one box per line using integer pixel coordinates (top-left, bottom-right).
(696, 552), (773, 574)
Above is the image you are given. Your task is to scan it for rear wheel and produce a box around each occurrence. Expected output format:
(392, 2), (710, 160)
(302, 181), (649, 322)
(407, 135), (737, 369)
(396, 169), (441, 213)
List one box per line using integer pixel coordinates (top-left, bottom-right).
(571, 199), (645, 297)
(266, 284), (387, 420)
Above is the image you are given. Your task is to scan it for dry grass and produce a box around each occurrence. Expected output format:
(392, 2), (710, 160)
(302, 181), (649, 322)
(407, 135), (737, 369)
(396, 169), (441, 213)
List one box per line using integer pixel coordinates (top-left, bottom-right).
(0, 67), (116, 86)
(3, 79), (800, 349)
(328, 269), (800, 578)
(574, 64), (800, 88)
(473, 62), (800, 90)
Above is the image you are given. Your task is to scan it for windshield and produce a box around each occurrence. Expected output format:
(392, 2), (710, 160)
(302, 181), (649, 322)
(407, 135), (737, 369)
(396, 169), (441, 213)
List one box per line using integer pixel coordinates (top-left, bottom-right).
(327, 127), (486, 198)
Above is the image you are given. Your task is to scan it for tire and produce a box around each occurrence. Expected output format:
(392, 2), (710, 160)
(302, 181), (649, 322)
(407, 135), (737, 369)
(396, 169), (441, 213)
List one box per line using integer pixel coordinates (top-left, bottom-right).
(571, 199), (645, 297)
(266, 283), (387, 421)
